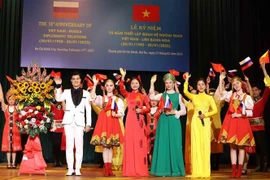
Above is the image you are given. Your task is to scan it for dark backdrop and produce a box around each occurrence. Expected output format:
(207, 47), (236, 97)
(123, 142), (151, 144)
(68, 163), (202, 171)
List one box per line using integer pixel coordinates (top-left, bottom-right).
(0, 0), (270, 164)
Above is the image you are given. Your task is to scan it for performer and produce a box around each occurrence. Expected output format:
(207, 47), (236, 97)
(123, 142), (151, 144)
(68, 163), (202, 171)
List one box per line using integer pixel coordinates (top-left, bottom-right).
(206, 77), (224, 171)
(90, 77), (124, 176)
(243, 63), (269, 174)
(50, 101), (65, 167)
(150, 73), (186, 177)
(54, 71), (92, 176)
(218, 73), (255, 178)
(145, 91), (160, 168)
(183, 73), (217, 178)
(119, 68), (150, 177)
(0, 85), (22, 169)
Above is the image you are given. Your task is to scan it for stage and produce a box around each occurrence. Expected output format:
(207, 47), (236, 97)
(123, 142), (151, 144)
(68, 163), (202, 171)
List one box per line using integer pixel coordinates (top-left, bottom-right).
(0, 164), (269, 180)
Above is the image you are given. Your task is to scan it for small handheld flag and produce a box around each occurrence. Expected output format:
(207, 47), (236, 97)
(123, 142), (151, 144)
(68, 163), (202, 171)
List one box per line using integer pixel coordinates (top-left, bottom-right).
(208, 68), (215, 79)
(259, 50), (269, 64)
(228, 69), (237, 77)
(113, 73), (122, 80)
(111, 99), (118, 111)
(50, 71), (61, 78)
(169, 69), (180, 76)
(239, 101), (246, 115)
(164, 94), (173, 110)
(211, 63), (226, 73)
(239, 57), (253, 71)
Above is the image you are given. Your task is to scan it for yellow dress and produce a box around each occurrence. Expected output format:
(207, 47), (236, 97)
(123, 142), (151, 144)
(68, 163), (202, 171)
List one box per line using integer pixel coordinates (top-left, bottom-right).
(183, 82), (217, 178)
(264, 76), (270, 87)
(184, 99), (194, 175)
(210, 97), (224, 153)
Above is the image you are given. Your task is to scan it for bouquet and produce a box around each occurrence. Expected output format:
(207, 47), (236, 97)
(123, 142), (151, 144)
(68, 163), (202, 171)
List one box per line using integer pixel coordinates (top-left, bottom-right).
(7, 62), (54, 137)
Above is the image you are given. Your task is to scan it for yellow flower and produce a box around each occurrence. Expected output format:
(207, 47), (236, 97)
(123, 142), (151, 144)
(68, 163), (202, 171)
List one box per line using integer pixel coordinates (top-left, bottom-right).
(21, 88), (27, 94)
(46, 94), (53, 99)
(17, 82), (23, 88)
(40, 82), (47, 89)
(34, 87), (41, 94)
(28, 87), (34, 93)
(39, 96), (45, 102)
(46, 79), (54, 86)
(23, 82), (30, 88)
(32, 82), (38, 87)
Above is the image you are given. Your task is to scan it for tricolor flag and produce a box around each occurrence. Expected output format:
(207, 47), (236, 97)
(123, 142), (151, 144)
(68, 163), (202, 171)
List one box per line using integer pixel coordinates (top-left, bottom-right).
(208, 68), (215, 79)
(228, 69), (237, 77)
(113, 73), (122, 80)
(239, 57), (253, 71)
(239, 101), (245, 115)
(259, 50), (269, 64)
(53, 1), (79, 19)
(133, 5), (160, 22)
(164, 94), (172, 110)
(211, 63), (226, 73)
(111, 99), (118, 111)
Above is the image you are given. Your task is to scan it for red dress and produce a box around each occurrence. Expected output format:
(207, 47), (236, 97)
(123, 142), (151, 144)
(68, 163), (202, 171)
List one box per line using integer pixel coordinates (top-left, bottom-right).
(218, 92), (255, 146)
(50, 104), (64, 133)
(90, 95), (124, 146)
(146, 107), (160, 155)
(1, 106), (22, 152)
(119, 80), (150, 177)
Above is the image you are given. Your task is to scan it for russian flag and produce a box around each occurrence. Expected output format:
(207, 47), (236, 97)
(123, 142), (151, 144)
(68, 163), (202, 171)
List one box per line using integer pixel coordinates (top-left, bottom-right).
(239, 101), (245, 115)
(239, 57), (253, 71)
(53, 1), (79, 19)
(113, 73), (122, 80)
(208, 68), (215, 79)
(164, 95), (172, 110)
(111, 99), (118, 111)
(228, 69), (237, 77)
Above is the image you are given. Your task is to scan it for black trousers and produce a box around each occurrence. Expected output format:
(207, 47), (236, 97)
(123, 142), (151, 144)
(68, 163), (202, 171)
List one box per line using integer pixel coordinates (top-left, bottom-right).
(51, 132), (64, 163)
(254, 130), (268, 162)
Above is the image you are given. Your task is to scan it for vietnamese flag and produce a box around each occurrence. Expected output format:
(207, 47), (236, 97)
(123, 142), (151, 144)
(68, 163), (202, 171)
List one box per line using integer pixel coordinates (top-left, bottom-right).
(211, 62), (226, 73)
(133, 5), (160, 22)
(259, 50), (269, 64)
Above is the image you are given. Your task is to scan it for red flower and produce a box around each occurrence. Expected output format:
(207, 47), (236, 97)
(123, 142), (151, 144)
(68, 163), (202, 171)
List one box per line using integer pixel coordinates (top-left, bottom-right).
(36, 112), (43, 120)
(36, 120), (41, 126)
(40, 107), (45, 112)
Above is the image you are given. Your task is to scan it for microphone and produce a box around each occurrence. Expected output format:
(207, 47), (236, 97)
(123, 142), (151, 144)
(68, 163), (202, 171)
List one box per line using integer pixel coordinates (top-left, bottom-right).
(198, 111), (205, 126)
(135, 105), (140, 121)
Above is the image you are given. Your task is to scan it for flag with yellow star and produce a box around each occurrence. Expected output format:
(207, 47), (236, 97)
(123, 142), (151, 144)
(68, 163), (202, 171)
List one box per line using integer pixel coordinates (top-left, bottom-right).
(133, 5), (160, 22)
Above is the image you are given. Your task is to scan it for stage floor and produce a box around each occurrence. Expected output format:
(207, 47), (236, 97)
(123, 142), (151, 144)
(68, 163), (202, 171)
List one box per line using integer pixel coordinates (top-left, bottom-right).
(0, 163), (269, 180)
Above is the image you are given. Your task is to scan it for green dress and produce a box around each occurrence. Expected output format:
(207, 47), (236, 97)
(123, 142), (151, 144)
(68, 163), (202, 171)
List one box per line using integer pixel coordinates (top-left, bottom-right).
(150, 92), (186, 176)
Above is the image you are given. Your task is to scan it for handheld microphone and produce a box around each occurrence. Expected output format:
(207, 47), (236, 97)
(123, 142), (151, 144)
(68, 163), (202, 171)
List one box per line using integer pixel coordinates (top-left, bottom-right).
(135, 105), (140, 121)
(198, 111), (205, 126)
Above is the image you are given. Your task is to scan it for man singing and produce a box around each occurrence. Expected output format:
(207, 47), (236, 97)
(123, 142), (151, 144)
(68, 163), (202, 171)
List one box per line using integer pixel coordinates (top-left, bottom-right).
(54, 71), (92, 176)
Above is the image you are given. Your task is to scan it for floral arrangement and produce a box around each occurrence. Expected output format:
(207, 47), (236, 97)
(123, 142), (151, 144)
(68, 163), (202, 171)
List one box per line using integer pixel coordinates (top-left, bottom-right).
(7, 62), (54, 137)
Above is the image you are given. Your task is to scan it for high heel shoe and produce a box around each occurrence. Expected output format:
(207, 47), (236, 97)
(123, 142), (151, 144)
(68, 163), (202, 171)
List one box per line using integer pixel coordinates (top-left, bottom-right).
(12, 163), (16, 169)
(7, 163), (11, 169)
(241, 169), (247, 175)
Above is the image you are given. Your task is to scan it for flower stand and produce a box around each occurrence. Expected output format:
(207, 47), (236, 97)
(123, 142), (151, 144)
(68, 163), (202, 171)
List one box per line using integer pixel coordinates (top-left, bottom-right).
(18, 135), (47, 175)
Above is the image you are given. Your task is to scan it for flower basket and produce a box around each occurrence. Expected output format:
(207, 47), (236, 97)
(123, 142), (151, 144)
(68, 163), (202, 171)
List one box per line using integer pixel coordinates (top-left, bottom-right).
(7, 62), (55, 137)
